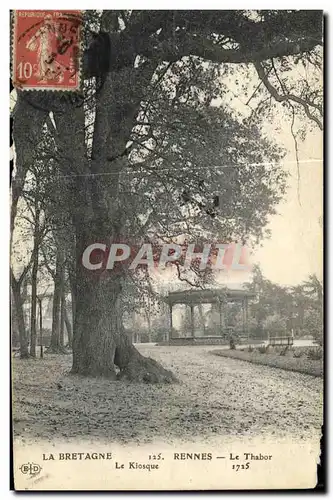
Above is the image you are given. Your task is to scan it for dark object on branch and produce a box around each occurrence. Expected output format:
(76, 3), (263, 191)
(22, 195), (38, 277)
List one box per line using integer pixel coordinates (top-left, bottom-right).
(213, 195), (219, 207)
(180, 189), (220, 218)
(205, 196), (220, 218)
(84, 32), (111, 79)
(181, 190), (191, 204)
(84, 31), (136, 84)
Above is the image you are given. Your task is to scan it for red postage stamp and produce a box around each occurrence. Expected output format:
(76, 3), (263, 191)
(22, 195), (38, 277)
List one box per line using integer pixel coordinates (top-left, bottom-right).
(12, 10), (82, 91)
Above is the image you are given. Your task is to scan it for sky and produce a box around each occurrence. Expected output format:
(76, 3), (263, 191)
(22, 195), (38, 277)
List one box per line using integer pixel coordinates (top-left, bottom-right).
(216, 63), (323, 287)
(252, 127), (322, 286)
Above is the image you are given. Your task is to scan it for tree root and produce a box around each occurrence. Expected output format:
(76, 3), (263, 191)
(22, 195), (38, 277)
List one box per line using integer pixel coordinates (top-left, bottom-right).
(70, 365), (118, 379)
(19, 352), (32, 359)
(115, 335), (177, 384)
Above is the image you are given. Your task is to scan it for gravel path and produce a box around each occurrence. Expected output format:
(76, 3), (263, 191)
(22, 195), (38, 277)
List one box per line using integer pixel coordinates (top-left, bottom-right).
(13, 345), (323, 445)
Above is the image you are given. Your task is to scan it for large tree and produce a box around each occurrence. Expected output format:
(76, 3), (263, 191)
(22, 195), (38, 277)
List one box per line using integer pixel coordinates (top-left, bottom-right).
(11, 10), (323, 380)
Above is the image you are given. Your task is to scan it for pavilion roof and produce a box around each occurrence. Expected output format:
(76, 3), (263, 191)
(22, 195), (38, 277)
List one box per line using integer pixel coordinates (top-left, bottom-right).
(166, 287), (257, 305)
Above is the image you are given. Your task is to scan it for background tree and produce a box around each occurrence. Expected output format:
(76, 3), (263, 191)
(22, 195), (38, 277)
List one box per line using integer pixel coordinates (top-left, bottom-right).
(245, 265), (323, 340)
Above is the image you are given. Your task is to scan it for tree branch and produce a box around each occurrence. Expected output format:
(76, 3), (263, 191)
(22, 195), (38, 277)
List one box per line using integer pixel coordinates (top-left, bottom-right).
(254, 61), (323, 130)
(141, 32), (322, 65)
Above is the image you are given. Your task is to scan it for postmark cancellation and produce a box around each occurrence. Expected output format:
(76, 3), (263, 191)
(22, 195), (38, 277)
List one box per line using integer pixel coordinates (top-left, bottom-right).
(11, 10), (82, 92)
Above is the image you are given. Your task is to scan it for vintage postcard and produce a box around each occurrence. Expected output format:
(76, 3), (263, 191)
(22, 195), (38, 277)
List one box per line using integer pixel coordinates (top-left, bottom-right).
(10, 9), (324, 491)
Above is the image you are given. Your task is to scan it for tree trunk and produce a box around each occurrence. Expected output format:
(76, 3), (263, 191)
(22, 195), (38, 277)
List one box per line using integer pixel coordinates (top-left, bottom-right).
(115, 333), (176, 383)
(49, 247), (65, 353)
(72, 274), (121, 378)
(69, 273), (76, 331)
(60, 291), (65, 348)
(147, 314), (152, 343)
(11, 277), (29, 358)
(11, 95), (48, 245)
(49, 35), (175, 382)
(72, 270), (176, 383)
(64, 306), (73, 348)
(145, 299), (152, 343)
(59, 263), (66, 348)
(29, 211), (40, 357)
(29, 250), (38, 357)
(11, 296), (20, 347)
(50, 282), (61, 351)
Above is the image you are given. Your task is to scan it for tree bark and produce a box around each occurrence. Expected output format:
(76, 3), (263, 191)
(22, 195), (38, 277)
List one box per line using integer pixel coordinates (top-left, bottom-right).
(72, 273), (121, 378)
(49, 247), (65, 353)
(72, 267), (176, 382)
(29, 207), (40, 357)
(147, 314), (152, 343)
(64, 306), (73, 348)
(115, 333), (176, 383)
(60, 290), (65, 348)
(11, 276), (29, 358)
(29, 249), (38, 357)
(68, 268), (76, 329)
(11, 295), (20, 347)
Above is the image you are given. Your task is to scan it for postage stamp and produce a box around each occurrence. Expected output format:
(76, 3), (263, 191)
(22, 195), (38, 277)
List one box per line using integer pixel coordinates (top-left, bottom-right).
(12, 10), (82, 91)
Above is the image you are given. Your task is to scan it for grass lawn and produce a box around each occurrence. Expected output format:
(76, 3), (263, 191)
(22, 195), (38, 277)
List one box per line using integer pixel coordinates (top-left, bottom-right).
(211, 346), (323, 377)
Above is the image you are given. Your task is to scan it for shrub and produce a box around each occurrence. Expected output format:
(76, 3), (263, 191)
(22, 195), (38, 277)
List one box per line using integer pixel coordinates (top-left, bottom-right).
(293, 350), (303, 358)
(263, 314), (288, 337)
(248, 345), (254, 353)
(303, 309), (323, 346)
(258, 345), (267, 354)
(313, 333), (323, 347)
(307, 347), (323, 360)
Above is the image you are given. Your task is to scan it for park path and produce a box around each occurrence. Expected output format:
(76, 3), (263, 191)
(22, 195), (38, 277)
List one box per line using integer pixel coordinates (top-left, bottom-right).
(13, 345), (322, 445)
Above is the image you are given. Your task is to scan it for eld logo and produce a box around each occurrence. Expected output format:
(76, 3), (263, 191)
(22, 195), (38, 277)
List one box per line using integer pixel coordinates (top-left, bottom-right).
(19, 462), (42, 477)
